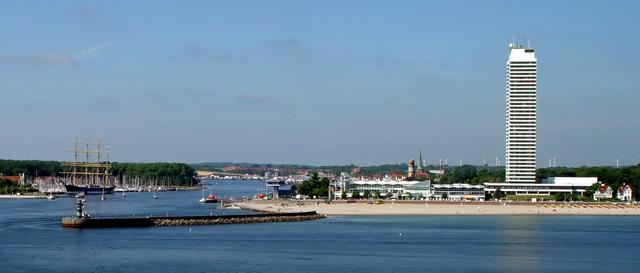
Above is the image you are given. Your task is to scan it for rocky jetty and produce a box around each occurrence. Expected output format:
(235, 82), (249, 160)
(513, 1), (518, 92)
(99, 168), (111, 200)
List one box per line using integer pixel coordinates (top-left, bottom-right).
(62, 211), (324, 228)
(152, 212), (325, 226)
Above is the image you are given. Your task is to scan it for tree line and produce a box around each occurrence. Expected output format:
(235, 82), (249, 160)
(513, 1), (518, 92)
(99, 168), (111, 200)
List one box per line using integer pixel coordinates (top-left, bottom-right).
(539, 164), (640, 200)
(0, 160), (62, 177)
(0, 178), (37, 194)
(111, 162), (196, 185)
(0, 159), (196, 186)
(442, 164), (640, 200)
(438, 165), (505, 184)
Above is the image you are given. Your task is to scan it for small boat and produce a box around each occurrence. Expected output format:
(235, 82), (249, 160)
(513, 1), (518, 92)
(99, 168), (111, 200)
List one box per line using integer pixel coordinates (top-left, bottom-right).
(199, 193), (218, 203)
(198, 183), (217, 203)
(47, 194), (55, 200)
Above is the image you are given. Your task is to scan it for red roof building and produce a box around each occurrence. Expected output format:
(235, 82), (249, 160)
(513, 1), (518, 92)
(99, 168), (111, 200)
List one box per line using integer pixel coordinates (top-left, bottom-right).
(617, 183), (633, 201)
(0, 176), (21, 183)
(593, 183), (613, 200)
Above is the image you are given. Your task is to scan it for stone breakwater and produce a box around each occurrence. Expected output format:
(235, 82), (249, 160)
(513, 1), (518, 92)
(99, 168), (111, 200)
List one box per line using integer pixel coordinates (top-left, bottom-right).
(153, 213), (325, 226)
(61, 211), (325, 228)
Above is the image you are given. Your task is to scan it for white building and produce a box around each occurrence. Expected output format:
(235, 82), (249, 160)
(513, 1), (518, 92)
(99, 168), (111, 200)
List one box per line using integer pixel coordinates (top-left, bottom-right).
(593, 184), (613, 200)
(484, 177), (597, 196)
(347, 178), (430, 199)
(432, 184), (485, 201)
(505, 42), (537, 183)
(617, 183), (633, 201)
(332, 172), (351, 198)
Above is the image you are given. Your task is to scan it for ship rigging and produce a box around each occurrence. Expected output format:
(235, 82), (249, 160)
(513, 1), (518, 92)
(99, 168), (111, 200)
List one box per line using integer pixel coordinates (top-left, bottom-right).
(61, 136), (115, 195)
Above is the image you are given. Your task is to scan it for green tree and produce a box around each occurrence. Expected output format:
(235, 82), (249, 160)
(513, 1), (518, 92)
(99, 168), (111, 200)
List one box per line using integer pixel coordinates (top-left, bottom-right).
(406, 192), (413, 200)
(352, 191), (360, 199)
(484, 193), (493, 200)
(311, 188), (326, 198)
(295, 172), (330, 197)
(494, 187), (505, 200)
(363, 191), (371, 199)
(450, 165), (478, 183)
(584, 183), (600, 198)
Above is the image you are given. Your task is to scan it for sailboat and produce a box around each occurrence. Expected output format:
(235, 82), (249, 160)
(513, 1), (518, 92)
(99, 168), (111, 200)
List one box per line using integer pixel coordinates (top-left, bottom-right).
(44, 174), (56, 200)
(121, 175), (127, 198)
(62, 137), (116, 195)
(152, 177), (158, 199)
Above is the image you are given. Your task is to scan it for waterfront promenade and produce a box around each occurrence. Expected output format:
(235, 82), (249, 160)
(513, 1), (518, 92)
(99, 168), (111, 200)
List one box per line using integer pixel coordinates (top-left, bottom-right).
(236, 200), (640, 216)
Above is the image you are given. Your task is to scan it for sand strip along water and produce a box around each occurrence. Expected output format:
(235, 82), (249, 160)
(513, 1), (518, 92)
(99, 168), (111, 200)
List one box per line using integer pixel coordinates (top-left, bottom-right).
(235, 200), (640, 216)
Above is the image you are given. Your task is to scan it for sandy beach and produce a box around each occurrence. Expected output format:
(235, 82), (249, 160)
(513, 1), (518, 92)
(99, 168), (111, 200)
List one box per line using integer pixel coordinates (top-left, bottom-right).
(235, 200), (640, 216)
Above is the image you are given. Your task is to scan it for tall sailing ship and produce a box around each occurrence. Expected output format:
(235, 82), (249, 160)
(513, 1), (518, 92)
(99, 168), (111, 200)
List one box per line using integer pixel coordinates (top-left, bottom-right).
(62, 136), (115, 195)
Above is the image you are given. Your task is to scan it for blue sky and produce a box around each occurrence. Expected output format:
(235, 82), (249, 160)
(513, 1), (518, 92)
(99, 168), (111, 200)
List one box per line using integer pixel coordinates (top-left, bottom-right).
(1, 0), (638, 166)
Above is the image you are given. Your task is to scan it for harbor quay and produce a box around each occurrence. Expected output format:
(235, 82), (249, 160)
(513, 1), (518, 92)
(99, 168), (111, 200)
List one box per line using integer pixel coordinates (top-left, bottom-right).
(235, 199), (640, 216)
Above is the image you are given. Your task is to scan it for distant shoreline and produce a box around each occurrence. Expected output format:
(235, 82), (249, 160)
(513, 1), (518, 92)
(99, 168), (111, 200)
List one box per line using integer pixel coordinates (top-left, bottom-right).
(0, 194), (47, 199)
(236, 200), (640, 216)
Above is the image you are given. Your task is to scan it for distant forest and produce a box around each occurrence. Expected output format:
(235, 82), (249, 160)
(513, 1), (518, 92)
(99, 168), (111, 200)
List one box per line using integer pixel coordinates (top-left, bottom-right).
(111, 162), (195, 185)
(0, 160), (61, 177)
(0, 159), (195, 185)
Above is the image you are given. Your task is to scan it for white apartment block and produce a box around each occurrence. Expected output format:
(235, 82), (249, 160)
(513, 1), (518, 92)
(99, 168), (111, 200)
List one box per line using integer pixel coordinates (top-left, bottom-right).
(506, 42), (537, 183)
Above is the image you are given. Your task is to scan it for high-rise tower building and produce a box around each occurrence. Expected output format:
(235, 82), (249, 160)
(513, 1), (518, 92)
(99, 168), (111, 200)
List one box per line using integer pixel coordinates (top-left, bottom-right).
(505, 42), (537, 183)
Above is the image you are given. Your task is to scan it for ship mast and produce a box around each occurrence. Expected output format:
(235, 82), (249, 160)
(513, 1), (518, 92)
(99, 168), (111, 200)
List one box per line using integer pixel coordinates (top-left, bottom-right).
(85, 135), (89, 185)
(96, 137), (101, 186)
(62, 136), (112, 187)
(73, 135), (78, 185)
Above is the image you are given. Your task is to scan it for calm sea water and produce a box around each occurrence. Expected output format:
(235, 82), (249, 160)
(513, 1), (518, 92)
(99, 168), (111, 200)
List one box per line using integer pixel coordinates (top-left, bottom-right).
(1, 180), (639, 273)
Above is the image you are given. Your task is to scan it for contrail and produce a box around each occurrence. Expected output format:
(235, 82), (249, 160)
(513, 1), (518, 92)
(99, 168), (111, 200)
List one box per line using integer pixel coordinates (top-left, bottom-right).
(74, 40), (114, 59)
(52, 40), (114, 71)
